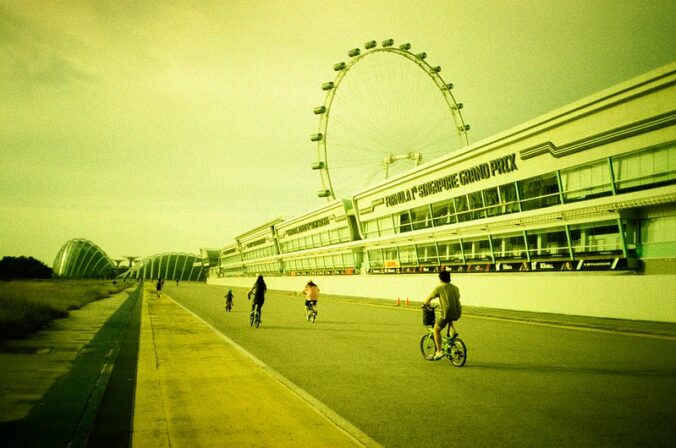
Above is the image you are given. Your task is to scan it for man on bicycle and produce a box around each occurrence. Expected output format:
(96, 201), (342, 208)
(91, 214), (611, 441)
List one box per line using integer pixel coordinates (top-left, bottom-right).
(422, 270), (461, 360)
(303, 280), (319, 320)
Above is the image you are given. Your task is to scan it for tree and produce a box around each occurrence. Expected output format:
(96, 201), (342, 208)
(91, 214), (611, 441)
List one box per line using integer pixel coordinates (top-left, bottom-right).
(0, 256), (53, 279)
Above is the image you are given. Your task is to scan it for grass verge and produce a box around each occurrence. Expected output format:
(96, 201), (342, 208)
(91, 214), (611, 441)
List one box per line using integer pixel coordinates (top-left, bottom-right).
(0, 279), (134, 340)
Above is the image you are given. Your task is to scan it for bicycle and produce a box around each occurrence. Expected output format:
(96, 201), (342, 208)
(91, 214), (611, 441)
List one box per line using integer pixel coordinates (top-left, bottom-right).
(420, 305), (467, 367)
(249, 303), (261, 328)
(306, 302), (318, 323)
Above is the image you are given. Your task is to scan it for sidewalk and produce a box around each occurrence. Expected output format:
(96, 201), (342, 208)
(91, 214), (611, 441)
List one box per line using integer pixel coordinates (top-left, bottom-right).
(133, 285), (371, 447)
(0, 287), (138, 447)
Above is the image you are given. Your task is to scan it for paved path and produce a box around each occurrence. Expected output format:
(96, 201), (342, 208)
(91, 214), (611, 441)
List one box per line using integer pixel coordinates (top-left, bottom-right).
(132, 284), (372, 447)
(0, 286), (139, 447)
(1, 281), (673, 447)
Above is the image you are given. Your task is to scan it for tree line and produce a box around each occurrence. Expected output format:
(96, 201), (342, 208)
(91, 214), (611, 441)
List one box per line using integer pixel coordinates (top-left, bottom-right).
(0, 256), (53, 279)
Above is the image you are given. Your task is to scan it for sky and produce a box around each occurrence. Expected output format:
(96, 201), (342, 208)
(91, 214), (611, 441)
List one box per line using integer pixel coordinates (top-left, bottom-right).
(1, 0), (674, 267)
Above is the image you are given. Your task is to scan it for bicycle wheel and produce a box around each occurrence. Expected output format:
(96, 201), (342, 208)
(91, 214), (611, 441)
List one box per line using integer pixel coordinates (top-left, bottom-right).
(448, 338), (467, 367)
(420, 333), (436, 360)
(255, 311), (261, 328)
(250, 312), (254, 326)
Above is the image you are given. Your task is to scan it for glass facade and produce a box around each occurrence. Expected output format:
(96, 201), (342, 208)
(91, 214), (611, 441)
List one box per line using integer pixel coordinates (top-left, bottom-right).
(285, 251), (357, 275)
(211, 141), (675, 277)
(361, 143), (676, 238)
(364, 219), (635, 273)
(279, 225), (352, 253)
(242, 244), (277, 261)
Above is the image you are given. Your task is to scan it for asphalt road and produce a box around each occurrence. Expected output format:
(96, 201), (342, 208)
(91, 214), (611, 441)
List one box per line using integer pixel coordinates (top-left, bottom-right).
(163, 282), (676, 448)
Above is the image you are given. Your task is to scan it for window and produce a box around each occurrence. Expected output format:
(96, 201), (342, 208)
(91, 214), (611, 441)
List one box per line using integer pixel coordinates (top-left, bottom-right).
(362, 220), (378, 238)
(411, 205), (432, 230)
(383, 248), (399, 268)
(342, 252), (355, 268)
(368, 249), (383, 269)
(500, 183), (520, 214)
(417, 243), (439, 265)
(454, 195), (471, 222)
(376, 216), (394, 236)
(468, 191), (486, 220)
(483, 187), (500, 217)
(491, 232), (527, 260)
(462, 237), (492, 261)
(399, 245), (418, 266)
(561, 159), (612, 202)
(526, 227), (570, 259)
(518, 173), (561, 211)
(432, 200), (456, 227)
(330, 254), (341, 268)
(396, 211), (412, 233)
(438, 239), (463, 264)
(613, 143), (676, 192)
(570, 221), (622, 255)
(639, 214), (676, 258)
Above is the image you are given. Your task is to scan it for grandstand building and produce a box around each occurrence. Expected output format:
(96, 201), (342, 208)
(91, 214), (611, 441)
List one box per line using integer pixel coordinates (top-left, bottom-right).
(213, 63), (675, 322)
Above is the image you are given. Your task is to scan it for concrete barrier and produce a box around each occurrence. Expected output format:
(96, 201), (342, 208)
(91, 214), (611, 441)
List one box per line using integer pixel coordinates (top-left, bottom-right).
(208, 273), (676, 323)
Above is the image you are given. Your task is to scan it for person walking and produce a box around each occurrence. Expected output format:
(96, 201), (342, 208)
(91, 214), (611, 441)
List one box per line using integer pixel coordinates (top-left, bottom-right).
(422, 270), (461, 360)
(225, 289), (234, 311)
(302, 280), (320, 320)
(248, 275), (267, 322)
(156, 277), (163, 297)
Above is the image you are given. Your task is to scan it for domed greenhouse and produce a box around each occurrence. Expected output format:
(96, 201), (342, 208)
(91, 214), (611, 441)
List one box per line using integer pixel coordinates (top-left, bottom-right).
(122, 253), (205, 281)
(53, 239), (116, 278)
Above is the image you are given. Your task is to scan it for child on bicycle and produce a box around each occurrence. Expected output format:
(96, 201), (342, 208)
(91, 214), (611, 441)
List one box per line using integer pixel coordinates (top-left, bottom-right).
(422, 270), (461, 360)
(303, 280), (320, 320)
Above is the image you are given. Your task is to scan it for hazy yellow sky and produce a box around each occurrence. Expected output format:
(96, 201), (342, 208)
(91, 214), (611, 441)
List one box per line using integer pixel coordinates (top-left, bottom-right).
(1, 0), (674, 266)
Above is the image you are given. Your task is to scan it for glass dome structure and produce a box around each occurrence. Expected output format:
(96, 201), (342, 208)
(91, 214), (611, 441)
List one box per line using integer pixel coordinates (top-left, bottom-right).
(53, 239), (116, 278)
(122, 252), (205, 281)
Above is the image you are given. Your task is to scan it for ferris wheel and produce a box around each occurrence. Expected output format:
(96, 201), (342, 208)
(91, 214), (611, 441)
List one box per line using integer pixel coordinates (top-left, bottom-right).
(311, 39), (470, 201)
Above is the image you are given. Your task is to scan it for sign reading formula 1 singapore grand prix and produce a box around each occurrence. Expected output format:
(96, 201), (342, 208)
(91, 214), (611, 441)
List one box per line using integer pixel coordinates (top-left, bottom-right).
(383, 153), (518, 207)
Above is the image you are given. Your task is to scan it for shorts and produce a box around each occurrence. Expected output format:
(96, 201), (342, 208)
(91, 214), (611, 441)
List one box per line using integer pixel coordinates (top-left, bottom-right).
(435, 316), (455, 329)
(305, 300), (317, 307)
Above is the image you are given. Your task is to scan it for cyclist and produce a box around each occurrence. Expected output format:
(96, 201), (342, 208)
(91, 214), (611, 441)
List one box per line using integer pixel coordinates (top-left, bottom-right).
(422, 270), (461, 360)
(303, 280), (320, 320)
(225, 289), (234, 311)
(248, 275), (267, 322)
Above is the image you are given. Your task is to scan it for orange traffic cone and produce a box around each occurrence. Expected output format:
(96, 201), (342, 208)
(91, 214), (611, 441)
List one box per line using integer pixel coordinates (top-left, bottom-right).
(396, 297), (401, 306)
(406, 297), (410, 306)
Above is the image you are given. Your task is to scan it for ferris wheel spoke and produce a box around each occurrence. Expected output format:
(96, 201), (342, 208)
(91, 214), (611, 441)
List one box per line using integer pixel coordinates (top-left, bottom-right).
(314, 42), (468, 200)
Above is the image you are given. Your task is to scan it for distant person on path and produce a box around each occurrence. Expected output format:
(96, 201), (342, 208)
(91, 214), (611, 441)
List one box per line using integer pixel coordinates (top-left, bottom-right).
(303, 280), (320, 320)
(156, 277), (163, 297)
(225, 289), (234, 311)
(422, 270), (461, 360)
(248, 275), (267, 321)
(176, 279), (179, 286)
